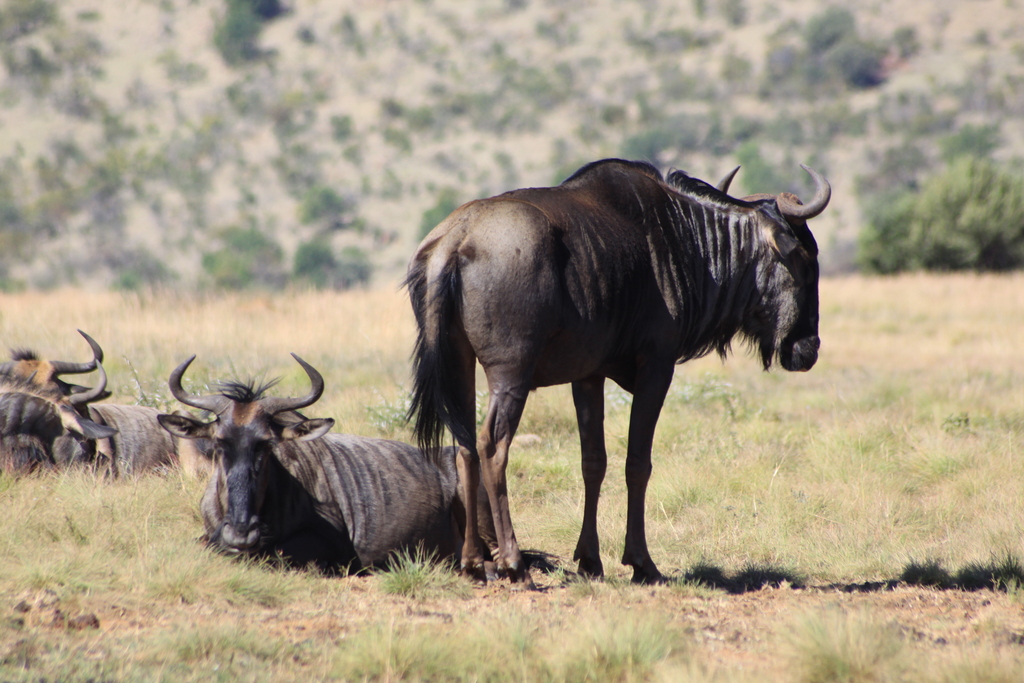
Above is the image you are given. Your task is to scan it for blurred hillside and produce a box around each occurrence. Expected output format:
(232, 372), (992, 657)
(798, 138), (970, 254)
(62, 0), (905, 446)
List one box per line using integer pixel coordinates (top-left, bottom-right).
(1, 0), (1022, 290)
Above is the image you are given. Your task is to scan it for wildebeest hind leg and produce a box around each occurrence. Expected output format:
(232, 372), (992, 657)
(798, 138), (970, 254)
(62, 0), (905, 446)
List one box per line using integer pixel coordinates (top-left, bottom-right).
(476, 380), (533, 586)
(571, 376), (607, 578)
(455, 444), (487, 580)
(446, 329), (489, 581)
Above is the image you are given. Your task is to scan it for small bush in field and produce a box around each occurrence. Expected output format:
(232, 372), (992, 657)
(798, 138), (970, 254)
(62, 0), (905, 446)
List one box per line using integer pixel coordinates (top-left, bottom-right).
(202, 225), (285, 289)
(939, 123), (1001, 163)
(859, 158), (1024, 273)
(805, 8), (856, 56)
(0, 0), (57, 41)
(214, 0), (263, 65)
(298, 185), (354, 229)
(334, 246), (372, 288)
(293, 240), (372, 290)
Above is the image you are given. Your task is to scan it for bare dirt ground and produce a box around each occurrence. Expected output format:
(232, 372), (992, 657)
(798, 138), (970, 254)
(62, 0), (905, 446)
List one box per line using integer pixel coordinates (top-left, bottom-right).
(13, 569), (1022, 679)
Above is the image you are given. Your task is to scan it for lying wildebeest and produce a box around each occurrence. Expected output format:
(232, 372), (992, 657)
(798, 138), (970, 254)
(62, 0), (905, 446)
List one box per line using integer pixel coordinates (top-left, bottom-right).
(0, 334), (116, 473)
(86, 402), (211, 478)
(0, 331), (207, 477)
(407, 158), (829, 584)
(157, 354), (462, 572)
(0, 329), (112, 402)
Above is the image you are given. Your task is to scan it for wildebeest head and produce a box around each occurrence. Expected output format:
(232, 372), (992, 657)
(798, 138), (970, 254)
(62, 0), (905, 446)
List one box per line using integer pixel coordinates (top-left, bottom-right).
(0, 358), (117, 473)
(157, 354), (334, 553)
(717, 164), (829, 372)
(0, 330), (112, 406)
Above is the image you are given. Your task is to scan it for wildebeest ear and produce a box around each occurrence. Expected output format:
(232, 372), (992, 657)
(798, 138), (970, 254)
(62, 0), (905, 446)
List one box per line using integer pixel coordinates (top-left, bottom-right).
(765, 222), (800, 258)
(281, 417), (334, 442)
(57, 406), (118, 439)
(76, 418), (118, 440)
(157, 413), (214, 440)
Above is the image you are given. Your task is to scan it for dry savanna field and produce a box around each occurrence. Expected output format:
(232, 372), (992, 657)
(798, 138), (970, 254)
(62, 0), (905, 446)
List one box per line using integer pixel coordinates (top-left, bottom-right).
(0, 274), (1022, 681)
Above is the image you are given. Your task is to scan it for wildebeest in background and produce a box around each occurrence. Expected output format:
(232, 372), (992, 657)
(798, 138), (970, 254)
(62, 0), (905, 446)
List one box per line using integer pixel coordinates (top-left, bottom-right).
(407, 158), (830, 584)
(157, 354), (462, 573)
(0, 331), (116, 472)
(85, 403), (211, 478)
(0, 331), (208, 477)
(0, 329), (112, 402)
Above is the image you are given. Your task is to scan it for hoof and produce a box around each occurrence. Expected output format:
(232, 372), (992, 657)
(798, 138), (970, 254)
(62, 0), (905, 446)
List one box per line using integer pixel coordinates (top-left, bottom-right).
(575, 557), (605, 580)
(630, 566), (666, 585)
(461, 560), (488, 584)
(510, 567), (537, 591)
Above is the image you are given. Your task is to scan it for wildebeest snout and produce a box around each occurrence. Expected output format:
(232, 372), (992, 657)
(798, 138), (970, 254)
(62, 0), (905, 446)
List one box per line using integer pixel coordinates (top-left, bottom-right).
(781, 335), (820, 372)
(219, 515), (260, 551)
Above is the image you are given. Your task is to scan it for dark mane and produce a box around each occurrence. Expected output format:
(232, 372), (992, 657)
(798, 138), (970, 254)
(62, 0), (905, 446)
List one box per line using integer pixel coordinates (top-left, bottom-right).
(665, 168), (764, 209)
(9, 349), (38, 362)
(217, 378), (280, 403)
(561, 158), (664, 185)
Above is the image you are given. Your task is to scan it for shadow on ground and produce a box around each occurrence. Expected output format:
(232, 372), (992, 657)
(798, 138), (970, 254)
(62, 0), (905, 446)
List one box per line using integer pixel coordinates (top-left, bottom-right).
(525, 551), (1024, 595)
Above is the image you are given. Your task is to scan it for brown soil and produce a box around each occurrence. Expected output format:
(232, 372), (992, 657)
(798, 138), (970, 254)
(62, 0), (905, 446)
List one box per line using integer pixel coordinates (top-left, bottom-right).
(27, 574), (1021, 678)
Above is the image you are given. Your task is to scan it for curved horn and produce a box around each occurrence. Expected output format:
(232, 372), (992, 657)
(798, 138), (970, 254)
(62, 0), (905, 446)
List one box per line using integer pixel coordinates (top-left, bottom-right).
(716, 166), (740, 194)
(260, 354), (325, 415)
(68, 358), (108, 406)
(776, 165), (831, 220)
(168, 356), (228, 413)
(50, 330), (104, 376)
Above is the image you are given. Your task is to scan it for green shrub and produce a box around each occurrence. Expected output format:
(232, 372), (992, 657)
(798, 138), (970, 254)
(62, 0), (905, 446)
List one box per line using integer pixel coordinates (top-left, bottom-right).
(859, 159), (1024, 273)
(621, 114), (709, 161)
(214, 0), (264, 66)
(292, 239), (335, 289)
(298, 185), (353, 228)
(856, 141), (929, 197)
(0, 0), (57, 41)
(939, 123), (1001, 163)
(330, 114), (353, 142)
(202, 225), (284, 289)
(892, 26), (920, 59)
(112, 249), (175, 291)
(805, 7), (856, 56)
(292, 239), (370, 290)
(418, 187), (460, 239)
(722, 0), (746, 27)
(735, 141), (788, 195)
(334, 246), (372, 288)
(826, 38), (885, 89)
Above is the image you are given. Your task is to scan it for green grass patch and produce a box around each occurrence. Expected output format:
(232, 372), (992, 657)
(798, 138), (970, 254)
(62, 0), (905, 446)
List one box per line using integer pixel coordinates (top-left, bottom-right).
(376, 547), (471, 601)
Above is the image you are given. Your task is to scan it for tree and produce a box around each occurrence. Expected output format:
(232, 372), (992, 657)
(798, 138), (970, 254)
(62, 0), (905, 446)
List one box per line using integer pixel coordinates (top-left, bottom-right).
(859, 159), (1024, 273)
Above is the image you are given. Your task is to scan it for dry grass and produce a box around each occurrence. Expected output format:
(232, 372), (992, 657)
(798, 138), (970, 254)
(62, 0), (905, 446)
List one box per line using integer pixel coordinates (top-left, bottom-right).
(0, 274), (1023, 679)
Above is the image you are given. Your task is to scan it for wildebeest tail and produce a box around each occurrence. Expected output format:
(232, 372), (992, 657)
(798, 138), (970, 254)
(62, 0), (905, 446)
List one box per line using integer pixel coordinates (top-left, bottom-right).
(405, 254), (475, 459)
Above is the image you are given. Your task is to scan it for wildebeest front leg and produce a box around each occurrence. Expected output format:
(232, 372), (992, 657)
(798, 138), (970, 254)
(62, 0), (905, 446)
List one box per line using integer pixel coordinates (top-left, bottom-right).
(476, 382), (533, 586)
(571, 376), (607, 578)
(622, 360), (674, 584)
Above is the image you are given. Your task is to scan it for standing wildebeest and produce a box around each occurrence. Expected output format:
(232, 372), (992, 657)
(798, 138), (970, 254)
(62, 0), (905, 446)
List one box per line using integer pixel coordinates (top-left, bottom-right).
(0, 332), (116, 472)
(157, 354), (462, 572)
(406, 158), (830, 584)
